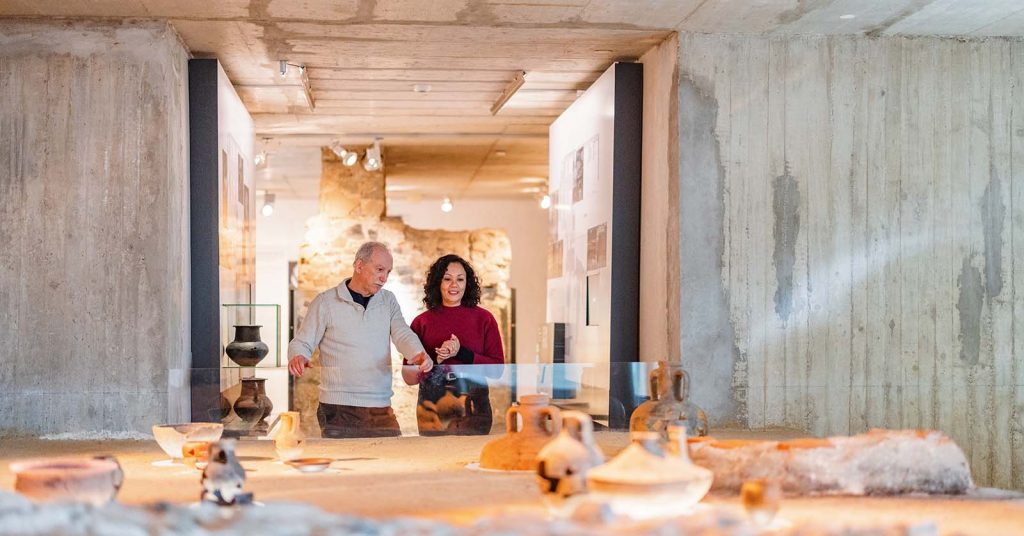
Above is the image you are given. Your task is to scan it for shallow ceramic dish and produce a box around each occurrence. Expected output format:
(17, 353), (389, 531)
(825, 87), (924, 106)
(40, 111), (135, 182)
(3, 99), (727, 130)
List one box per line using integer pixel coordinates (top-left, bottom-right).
(152, 423), (224, 459)
(287, 458), (333, 473)
(10, 457), (121, 506)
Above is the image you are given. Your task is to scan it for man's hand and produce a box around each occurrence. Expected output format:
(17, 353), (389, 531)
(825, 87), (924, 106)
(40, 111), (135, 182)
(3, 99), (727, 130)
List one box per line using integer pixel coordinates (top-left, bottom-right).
(435, 334), (460, 362)
(288, 355), (311, 377)
(408, 351), (433, 374)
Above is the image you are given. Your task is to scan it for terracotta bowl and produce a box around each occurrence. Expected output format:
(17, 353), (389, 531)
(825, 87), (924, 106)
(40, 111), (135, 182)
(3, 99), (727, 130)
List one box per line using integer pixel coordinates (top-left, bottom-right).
(287, 458), (333, 473)
(152, 423), (224, 459)
(10, 457), (120, 506)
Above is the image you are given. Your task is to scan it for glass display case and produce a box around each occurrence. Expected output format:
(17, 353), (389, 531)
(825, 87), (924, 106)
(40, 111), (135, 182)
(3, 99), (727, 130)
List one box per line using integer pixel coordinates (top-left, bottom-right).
(217, 304), (284, 437)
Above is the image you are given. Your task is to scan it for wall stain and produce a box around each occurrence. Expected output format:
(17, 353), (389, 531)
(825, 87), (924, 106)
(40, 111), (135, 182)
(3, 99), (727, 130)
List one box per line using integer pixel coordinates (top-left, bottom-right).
(981, 174), (1004, 298)
(864, 0), (940, 37)
(772, 165), (800, 323)
(775, 0), (833, 25)
(957, 256), (983, 367)
(679, 71), (740, 425)
(455, 0), (495, 24)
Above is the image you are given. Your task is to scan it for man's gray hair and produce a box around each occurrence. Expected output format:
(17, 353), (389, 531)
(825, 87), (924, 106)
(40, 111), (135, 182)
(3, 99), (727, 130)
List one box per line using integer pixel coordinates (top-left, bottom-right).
(354, 241), (389, 264)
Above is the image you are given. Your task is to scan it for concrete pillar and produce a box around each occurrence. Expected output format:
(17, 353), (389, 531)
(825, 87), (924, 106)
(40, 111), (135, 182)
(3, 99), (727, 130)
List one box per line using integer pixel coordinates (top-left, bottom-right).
(0, 20), (191, 436)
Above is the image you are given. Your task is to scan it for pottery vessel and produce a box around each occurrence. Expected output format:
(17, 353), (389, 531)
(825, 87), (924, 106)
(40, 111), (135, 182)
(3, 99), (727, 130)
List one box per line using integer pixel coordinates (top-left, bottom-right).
(213, 393), (232, 421)
(536, 411), (604, 501)
(586, 431), (713, 520)
(152, 422), (224, 459)
(201, 439), (250, 506)
(233, 377), (273, 434)
(480, 394), (562, 470)
(11, 457), (122, 506)
(742, 478), (782, 525)
(287, 458), (333, 473)
(225, 325), (270, 367)
(273, 411), (306, 461)
(629, 361), (709, 439)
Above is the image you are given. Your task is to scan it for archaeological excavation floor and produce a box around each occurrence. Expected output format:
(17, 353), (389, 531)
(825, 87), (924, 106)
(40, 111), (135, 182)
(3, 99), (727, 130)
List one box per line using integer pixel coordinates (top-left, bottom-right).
(1, 432), (1022, 535)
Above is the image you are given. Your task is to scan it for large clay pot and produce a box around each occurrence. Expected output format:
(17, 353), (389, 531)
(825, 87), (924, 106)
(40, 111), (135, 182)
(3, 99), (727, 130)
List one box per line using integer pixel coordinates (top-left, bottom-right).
(587, 431), (714, 520)
(480, 394), (561, 470)
(536, 411), (604, 502)
(273, 411), (306, 461)
(225, 325), (270, 367)
(233, 377), (273, 434)
(11, 457), (122, 506)
(629, 361), (709, 439)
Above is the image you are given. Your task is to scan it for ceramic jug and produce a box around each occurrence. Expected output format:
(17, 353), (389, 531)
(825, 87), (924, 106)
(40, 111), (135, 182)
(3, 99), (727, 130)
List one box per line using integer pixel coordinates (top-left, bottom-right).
(273, 411), (306, 461)
(480, 394), (562, 470)
(629, 361), (709, 439)
(536, 411), (604, 501)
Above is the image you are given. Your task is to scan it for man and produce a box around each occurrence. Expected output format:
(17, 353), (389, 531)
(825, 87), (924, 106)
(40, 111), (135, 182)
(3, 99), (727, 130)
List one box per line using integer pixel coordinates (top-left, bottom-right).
(287, 241), (432, 438)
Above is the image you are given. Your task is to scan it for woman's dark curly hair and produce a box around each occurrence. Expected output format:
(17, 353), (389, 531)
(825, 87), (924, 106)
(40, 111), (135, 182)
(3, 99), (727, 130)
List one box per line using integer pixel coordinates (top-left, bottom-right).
(423, 254), (481, 309)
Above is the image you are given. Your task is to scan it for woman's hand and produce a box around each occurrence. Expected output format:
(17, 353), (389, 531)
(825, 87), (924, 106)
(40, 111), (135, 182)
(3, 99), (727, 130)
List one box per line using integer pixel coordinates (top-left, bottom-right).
(435, 334), (460, 362)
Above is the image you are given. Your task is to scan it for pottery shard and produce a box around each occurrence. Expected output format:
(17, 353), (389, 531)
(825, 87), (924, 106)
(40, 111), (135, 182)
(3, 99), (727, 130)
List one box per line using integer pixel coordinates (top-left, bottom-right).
(690, 429), (973, 495)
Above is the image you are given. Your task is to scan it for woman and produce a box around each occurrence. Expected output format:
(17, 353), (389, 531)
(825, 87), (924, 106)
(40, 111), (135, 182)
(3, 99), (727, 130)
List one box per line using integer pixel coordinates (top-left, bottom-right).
(403, 254), (504, 435)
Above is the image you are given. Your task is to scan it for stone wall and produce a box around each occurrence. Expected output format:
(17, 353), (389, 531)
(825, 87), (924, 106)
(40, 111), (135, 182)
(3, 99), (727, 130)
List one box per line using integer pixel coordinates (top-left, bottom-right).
(0, 20), (191, 435)
(677, 33), (1024, 489)
(294, 148), (512, 435)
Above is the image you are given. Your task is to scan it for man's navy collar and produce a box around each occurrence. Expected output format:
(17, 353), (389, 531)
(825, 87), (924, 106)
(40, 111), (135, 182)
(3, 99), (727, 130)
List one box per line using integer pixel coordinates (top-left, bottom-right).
(336, 278), (378, 303)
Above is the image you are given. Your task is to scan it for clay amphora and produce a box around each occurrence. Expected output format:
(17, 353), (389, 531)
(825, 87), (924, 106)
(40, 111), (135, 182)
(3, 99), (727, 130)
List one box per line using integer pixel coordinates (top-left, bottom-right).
(480, 394), (561, 470)
(536, 411), (604, 501)
(225, 325), (270, 367)
(273, 411), (306, 461)
(629, 361), (709, 439)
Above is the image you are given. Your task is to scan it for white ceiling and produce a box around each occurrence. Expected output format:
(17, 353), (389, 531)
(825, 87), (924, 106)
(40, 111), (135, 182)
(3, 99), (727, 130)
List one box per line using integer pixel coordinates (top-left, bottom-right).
(4, 0), (1022, 200)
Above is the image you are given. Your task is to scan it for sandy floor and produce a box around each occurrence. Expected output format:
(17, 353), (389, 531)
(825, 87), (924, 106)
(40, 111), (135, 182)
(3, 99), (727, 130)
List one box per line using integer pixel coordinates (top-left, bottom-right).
(1, 431), (1022, 534)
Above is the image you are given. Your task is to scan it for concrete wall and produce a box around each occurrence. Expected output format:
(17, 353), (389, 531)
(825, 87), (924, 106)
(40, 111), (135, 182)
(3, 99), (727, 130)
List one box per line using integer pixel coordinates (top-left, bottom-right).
(678, 32), (1024, 488)
(639, 34), (681, 366)
(0, 21), (190, 435)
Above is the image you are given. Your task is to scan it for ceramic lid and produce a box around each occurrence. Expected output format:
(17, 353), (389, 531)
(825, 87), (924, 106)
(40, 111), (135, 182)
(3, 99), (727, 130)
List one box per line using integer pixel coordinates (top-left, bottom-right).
(587, 433), (710, 487)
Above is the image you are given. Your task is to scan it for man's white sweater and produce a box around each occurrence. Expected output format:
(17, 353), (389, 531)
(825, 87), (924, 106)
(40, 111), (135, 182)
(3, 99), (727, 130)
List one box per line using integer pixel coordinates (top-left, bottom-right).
(287, 281), (424, 407)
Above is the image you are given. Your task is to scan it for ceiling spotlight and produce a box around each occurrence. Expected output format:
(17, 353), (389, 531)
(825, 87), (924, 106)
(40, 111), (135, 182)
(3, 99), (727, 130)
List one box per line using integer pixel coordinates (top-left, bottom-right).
(363, 138), (383, 172)
(839, 13), (856, 19)
(413, 83), (432, 93)
(329, 140), (359, 166)
(261, 192), (276, 217)
(441, 196), (453, 213)
(540, 194), (552, 209)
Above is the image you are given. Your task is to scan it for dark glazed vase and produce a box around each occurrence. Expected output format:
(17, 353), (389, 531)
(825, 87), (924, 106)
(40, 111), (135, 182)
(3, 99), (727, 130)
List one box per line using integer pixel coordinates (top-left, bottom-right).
(225, 325), (270, 367)
(233, 378), (273, 434)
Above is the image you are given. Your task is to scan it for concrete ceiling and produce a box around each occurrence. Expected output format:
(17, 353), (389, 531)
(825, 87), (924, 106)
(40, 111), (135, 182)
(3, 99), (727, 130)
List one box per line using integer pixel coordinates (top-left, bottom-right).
(4, 0), (1022, 201)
